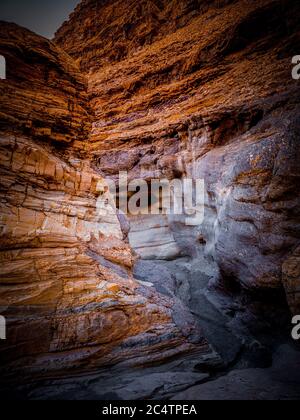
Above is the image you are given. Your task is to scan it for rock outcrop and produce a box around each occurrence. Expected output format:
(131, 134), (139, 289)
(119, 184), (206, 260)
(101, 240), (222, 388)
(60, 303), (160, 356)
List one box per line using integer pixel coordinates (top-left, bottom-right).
(0, 0), (300, 393)
(283, 246), (300, 314)
(55, 0), (300, 308)
(0, 21), (209, 382)
(171, 344), (300, 400)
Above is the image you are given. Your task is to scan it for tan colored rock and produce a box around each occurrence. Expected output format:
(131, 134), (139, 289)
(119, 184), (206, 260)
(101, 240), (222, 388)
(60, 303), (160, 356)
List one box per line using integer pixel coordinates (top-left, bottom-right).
(0, 0), (299, 385)
(0, 23), (208, 381)
(129, 215), (181, 260)
(55, 0), (300, 301)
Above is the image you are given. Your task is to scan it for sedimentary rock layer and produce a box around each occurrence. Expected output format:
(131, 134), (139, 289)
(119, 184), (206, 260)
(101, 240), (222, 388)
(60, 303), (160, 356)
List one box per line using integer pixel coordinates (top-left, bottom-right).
(55, 0), (300, 308)
(0, 0), (300, 385)
(0, 22), (208, 380)
(0, 22), (90, 148)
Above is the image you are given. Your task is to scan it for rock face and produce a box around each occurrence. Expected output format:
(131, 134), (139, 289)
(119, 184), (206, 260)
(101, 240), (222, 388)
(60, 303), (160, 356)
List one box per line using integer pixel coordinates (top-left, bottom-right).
(129, 215), (181, 260)
(0, 0), (300, 391)
(171, 344), (300, 400)
(55, 0), (300, 307)
(0, 22), (209, 382)
(283, 246), (300, 314)
(0, 22), (90, 147)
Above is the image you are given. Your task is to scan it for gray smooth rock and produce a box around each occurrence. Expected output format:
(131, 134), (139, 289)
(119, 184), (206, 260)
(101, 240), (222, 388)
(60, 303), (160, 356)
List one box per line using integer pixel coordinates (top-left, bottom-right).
(172, 345), (300, 400)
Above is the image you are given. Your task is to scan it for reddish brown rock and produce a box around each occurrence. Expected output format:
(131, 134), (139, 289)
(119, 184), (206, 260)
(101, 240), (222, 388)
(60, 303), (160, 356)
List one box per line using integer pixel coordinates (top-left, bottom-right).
(0, 22), (208, 381)
(0, 22), (91, 149)
(55, 0), (300, 301)
(0, 0), (300, 387)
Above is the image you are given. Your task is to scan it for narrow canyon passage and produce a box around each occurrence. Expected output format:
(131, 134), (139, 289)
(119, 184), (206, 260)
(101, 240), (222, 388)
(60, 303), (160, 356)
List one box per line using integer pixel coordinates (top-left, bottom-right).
(0, 0), (300, 400)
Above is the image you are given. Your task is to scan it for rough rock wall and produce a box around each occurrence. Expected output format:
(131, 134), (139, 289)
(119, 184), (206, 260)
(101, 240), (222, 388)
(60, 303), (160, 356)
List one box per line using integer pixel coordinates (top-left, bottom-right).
(55, 0), (300, 311)
(0, 22), (208, 381)
(55, 0), (235, 73)
(1, 0), (300, 384)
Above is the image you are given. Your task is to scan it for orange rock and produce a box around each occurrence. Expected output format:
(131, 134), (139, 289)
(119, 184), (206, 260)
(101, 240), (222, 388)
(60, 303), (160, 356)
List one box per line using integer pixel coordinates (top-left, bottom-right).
(0, 18), (206, 380)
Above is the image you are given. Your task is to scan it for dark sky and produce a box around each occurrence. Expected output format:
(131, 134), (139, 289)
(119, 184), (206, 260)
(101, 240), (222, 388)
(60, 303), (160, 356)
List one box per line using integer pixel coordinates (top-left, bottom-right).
(0, 0), (81, 39)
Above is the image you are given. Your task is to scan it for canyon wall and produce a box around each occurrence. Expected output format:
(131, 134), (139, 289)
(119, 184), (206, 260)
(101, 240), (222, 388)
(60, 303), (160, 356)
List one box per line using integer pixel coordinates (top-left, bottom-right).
(0, 0), (299, 385)
(56, 0), (300, 311)
(0, 22), (208, 382)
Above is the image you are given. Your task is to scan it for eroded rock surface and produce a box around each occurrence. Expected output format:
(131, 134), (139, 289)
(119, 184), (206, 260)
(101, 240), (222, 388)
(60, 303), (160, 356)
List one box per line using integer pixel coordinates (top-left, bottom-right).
(283, 246), (300, 315)
(0, 0), (300, 399)
(0, 22), (210, 383)
(172, 344), (300, 400)
(55, 0), (300, 307)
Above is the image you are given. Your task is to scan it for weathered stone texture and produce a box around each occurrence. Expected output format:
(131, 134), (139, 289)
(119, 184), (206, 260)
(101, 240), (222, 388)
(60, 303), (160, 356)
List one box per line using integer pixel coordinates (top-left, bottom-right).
(55, 0), (300, 303)
(0, 0), (299, 383)
(0, 20), (207, 380)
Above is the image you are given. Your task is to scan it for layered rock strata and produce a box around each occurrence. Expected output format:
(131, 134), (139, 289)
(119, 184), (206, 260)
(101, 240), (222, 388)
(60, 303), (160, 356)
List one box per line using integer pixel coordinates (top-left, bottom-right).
(0, 0), (300, 389)
(55, 0), (300, 310)
(0, 22), (209, 381)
